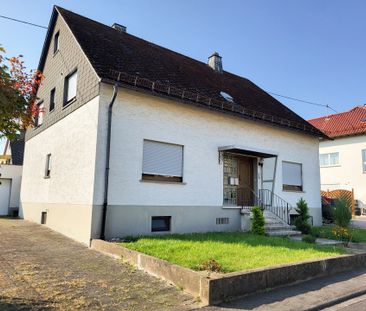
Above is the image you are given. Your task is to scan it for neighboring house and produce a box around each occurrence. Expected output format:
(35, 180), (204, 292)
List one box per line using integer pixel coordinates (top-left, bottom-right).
(20, 6), (325, 245)
(309, 106), (366, 209)
(0, 137), (24, 216)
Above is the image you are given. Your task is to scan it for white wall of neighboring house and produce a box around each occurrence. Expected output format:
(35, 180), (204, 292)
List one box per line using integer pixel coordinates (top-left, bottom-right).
(94, 84), (322, 238)
(319, 135), (366, 206)
(0, 164), (22, 215)
(20, 96), (101, 245)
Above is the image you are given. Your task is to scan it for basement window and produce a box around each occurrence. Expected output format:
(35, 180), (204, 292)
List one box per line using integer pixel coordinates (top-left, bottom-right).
(142, 140), (183, 182)
(151, 216), (171, 232)
(282, 161), (303, 191)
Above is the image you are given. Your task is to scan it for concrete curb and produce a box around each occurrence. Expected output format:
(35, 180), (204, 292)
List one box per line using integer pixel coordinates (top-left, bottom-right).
(91, 239), (366, 306)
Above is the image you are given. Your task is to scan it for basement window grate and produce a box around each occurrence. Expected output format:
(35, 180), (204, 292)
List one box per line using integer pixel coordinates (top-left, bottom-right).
(216, 217), (229, 225)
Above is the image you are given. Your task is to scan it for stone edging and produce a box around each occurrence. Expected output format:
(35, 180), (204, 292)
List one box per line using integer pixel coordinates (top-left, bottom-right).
(91, 239), (366, 306)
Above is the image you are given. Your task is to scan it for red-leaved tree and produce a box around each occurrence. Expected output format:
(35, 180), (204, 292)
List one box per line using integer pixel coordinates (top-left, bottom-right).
(0, 45), (43, 140)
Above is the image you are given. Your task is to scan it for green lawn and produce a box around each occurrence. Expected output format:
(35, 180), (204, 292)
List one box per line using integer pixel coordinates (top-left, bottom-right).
(119, 232), (345, 273)
(312, 226), (366, 243)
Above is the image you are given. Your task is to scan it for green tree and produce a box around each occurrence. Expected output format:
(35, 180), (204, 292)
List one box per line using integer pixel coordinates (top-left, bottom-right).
(252, 206), (265, 235)
(294, 198), (311, 234)
(333, 197), (352, 228)
(0, 45), (43, 140)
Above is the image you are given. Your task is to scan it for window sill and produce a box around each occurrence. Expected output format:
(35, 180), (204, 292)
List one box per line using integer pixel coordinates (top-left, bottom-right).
(282, 189), (305, 193)
(222, 205), (242, 209)
(62, 97), (76, 109)
(320, 165), (341, 168)
(53, 50), (59, 57)
(139, 179), (186, 185)
(49, 108), (55, 113)
(43, 176), (51, 179)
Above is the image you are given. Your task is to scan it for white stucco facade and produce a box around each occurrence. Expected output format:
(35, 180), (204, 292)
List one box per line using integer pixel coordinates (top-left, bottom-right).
(319, 135), (366, 207)
(94, 85), (322, 238)
(20, 96), (101, 244)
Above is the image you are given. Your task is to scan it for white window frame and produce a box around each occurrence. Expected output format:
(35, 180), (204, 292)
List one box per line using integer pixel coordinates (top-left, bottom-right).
(35, 101), (44, 127)
(45, 154), (52, 178)
(141, 139), (184, 183)
(282, 161), (303, 192)
(54, 31), (59, 54)
(319, 152), (340, 167)
(63, 69), (77, 106)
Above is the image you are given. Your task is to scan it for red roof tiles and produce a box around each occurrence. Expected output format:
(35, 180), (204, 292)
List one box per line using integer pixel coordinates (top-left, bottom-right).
(308, 106), (366, 138)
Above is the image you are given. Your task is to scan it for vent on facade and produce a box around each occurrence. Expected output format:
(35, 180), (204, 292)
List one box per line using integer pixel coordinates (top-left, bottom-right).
(112, 23), (127, 33)
(41, 212), (47, 225)
(220, 91), (234, 103)
(216, 217), (229, 225)
(208, 52), (223, 73)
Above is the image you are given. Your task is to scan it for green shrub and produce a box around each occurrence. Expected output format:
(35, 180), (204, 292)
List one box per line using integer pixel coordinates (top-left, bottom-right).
(333, 197), (352, 228)
(251, 206), (265, 235)
(302, 235), (316, 244)
(294, 198), (311, 234)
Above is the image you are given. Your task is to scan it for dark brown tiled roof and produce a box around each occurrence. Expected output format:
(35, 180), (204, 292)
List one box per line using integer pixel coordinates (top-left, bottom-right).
(53, 6), (324, 137)
(308, 106), (366, 138)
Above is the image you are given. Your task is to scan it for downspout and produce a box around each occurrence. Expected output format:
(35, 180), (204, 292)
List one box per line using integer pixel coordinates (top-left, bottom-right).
(101, 84), (119, 240)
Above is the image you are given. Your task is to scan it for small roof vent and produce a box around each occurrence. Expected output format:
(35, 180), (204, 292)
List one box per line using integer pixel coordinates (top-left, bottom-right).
(220, 91), (234, 102)
(112, 23), (127, 33)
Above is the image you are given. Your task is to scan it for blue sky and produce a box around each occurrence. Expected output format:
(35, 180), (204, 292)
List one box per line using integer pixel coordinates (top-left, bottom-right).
(1, 0), (365, 151)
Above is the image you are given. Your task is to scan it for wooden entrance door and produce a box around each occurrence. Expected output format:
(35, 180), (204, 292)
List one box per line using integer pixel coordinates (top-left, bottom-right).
(237, 157), (254, 206)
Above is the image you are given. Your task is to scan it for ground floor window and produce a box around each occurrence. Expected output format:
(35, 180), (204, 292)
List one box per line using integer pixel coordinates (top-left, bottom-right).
(282, 161), (303, 191)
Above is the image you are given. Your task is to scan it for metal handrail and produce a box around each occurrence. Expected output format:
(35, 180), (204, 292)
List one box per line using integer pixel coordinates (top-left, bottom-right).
(258, 189), (293, 224)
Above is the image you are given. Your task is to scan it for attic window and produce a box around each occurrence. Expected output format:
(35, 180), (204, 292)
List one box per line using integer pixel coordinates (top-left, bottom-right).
(361, 117), (366, 122)
(220, 91), (234, 103)
(54, 32), (59, 54)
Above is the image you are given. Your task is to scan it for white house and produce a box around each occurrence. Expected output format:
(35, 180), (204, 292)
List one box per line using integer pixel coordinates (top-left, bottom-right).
(309, 106), (366, 209)
(0, 137), (24, 216)
(20, 6), (325, 245)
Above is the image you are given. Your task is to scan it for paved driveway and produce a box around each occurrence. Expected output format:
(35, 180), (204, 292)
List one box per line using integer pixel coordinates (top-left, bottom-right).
(0, 219), (198, 310)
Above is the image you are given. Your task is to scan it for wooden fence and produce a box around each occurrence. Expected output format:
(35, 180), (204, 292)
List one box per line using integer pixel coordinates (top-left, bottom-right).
(321, 189), (355, 215)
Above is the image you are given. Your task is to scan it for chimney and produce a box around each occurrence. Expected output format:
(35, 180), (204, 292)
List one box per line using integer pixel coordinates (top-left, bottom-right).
(208, 52), (223, 73)
(112, 23), (127, 33)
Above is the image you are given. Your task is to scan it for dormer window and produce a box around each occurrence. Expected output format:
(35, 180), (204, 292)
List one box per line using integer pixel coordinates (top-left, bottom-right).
(220, 91), (234, 103)
(54, 31), (59, 53)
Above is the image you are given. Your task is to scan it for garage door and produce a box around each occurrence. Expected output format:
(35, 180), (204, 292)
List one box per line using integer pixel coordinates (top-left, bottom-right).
(0, 179), (11, 215)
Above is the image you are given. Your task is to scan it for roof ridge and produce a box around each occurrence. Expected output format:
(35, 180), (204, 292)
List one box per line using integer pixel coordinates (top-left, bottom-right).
(55, 6), (231, 75)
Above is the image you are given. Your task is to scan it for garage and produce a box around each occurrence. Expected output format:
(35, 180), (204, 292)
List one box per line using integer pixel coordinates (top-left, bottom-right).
(0, 179), (11, 215)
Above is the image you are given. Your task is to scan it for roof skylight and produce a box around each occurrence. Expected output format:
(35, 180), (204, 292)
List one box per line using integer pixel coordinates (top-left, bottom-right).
(220, 91), (234, 103)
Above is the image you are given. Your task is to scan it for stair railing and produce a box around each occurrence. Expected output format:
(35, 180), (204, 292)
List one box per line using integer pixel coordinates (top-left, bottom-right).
(258, 189), (293, 225)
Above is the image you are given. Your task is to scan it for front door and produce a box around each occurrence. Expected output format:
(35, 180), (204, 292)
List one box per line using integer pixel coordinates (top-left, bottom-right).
(237, 157), (254, 206)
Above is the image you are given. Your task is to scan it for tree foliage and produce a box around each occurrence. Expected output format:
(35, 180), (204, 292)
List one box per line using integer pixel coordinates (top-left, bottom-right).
(252, 206), (265, 235)
(333, 196), (352, 228)
(294, 198), (311, 234)
(0, 45), (43, 139)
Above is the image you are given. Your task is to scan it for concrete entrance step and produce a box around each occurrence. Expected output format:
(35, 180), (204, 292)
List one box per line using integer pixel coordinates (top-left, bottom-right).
(267, 230), (302, 237)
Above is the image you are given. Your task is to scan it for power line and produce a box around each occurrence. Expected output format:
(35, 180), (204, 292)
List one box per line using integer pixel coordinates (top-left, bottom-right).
(268, 91), (328, 108)
(0, 14), (47, 29)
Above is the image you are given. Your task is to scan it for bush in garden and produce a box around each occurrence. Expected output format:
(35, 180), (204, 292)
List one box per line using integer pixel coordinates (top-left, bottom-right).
(251, 206), (265, 235)
(333, 197), (352, 228)
(294, 198), (311, 234)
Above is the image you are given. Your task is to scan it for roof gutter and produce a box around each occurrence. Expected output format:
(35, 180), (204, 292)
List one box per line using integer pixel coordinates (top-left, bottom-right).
(100, 84), (118, 240)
